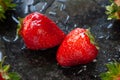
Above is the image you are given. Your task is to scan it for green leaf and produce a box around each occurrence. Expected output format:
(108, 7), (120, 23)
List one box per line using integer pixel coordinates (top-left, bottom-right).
(17, 17), (24, 35)
(85, 28), (99, 50)
(105, 1), (120, 20)
(9, 72), (21, 80)
(0, 0), (16, 21)
(0, 56), (21, 80)
(3, 65), (10, 72)
(109, 0), (114, 3)
(100, 61), (120, 80)
(3, 74), (10, 80)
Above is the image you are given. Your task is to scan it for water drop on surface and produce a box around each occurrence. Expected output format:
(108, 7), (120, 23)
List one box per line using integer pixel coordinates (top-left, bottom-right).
(48, 11), (57, 16)
(2, 34), (19, 42)
(77, 69), (83, 74)
(12, 15), (19, 24)
(64, 15), (70, 24)
(107, 23), (113, 29)
(13, 35), (19, 42)
(57, 0), (67, 3)
(2, 36), (11, 42)
(103, 51), (106, 54)
(83, 65), (87, 71)
(107, 58), (111, 62)
(24, 6), (29, 14)
(94, 75), (97, 78)
(93, 59), (97, 63)
(105, 35), (110, 40)
(21, 44), (26, 50)
(34, 2), (47, 13)
(74, 24), (77, 28)
(60, 3), (66, 11)
(40, 3), (47, 13)
(114, 55), (119, 58)
(0, 51), (2, 61)
(119, 58), (120, 60)
(98, 35), (104, 39)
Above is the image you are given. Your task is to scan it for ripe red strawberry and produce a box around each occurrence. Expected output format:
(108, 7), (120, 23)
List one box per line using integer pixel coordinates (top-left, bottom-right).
(56, 28), (98, 67)
(19, 12), (66, 50)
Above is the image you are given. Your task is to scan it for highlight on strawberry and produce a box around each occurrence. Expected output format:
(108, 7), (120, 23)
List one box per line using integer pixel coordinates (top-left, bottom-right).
(100, 61), (120, 80)
(56, 28), (99, 67)
(0, 57), (21, 80)
(106, 0), (120, 20)
(18, 12), (66, 50)
(0, 0), (16, 21)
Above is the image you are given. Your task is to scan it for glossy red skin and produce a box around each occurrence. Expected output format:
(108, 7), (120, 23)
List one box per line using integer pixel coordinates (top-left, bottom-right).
(57, 28), (98, 67)
(20, 12), (66, 50)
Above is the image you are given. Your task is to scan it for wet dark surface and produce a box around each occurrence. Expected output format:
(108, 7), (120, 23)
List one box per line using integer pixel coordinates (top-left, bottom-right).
(0, 0), (120, 80)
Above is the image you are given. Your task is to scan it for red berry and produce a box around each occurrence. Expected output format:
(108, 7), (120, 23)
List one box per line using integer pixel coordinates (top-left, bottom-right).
(19, 12), (66, 50)
(56, 28), (98, 67)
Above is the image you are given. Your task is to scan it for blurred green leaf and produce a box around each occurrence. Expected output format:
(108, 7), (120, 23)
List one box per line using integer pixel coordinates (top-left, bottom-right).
(3, 65), (10, 72)
(9, 72), (21, 80)
(100, 61), (120, 80)
(0, 0), (16, 21)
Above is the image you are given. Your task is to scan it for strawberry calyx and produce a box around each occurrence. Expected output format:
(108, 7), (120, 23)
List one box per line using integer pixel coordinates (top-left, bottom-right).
(0, 0), (16, 21)
(0, 56), (21, 80)
(105, 0), (120, 20)
(17, 17), (24, 36)
(100, 61), (120, 80)
(85, 28), (99, 50)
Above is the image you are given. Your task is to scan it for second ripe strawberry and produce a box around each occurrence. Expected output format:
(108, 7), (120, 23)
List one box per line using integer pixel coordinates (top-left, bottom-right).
(56, 28), (98, 67)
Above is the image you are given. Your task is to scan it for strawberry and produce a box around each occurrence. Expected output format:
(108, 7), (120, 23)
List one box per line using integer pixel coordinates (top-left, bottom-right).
(105, 0), (120, 20)
(19, 12), (66, 50)
(56, 28), (98, 67)
(100, 61), (120, 80)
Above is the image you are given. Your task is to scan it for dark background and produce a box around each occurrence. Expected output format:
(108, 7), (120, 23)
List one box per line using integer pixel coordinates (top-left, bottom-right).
(0, 0), (120, 80)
